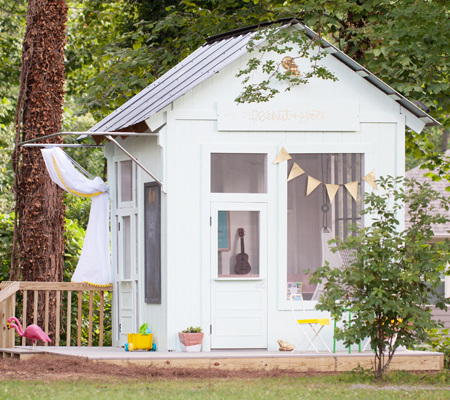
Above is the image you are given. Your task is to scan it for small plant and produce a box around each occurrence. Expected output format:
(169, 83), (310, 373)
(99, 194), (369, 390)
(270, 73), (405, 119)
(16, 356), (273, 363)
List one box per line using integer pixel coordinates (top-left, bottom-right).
(422, 328), (450, 368)
(182, 326), (202, 333)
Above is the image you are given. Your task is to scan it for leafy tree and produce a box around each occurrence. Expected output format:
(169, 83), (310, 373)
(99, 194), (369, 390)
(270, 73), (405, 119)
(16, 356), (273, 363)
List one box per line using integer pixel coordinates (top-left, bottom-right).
(65, 0), (288, 118)
(311, 176), (450, 379)
(0, 0), (26, 126)
(235, 23), (338, 104)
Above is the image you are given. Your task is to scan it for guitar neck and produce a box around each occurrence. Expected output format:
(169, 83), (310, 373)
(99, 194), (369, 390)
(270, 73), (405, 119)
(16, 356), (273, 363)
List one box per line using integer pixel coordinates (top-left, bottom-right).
(240, 237), (245, 254)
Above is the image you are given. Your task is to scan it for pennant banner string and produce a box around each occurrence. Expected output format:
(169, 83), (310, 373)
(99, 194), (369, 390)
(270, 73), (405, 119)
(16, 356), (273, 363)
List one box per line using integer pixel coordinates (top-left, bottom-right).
(273, 147), (292, 164)
(325, 184), (340, 203)
(363, 170), (378, 190)
(287, 162), (305, 182)
(306, 176), (321, 196)
(344, 181), (359, 201)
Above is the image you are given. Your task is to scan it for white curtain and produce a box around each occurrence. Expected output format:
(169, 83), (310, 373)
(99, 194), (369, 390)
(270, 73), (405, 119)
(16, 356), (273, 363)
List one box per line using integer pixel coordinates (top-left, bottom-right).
(41, 147), (111, 286)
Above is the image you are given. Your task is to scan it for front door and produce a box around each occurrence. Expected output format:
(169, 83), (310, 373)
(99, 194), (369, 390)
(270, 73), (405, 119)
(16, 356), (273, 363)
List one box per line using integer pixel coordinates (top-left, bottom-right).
(210, 203), (268, 349)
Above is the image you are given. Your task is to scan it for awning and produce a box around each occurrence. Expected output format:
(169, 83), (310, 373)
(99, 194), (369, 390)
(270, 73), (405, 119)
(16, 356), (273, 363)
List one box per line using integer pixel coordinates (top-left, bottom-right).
(19, 131), (162, 187)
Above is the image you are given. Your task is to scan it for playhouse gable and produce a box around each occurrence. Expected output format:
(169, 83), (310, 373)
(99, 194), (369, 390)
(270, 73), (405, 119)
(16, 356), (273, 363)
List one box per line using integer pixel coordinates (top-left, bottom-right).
(90, 19), (438, 136)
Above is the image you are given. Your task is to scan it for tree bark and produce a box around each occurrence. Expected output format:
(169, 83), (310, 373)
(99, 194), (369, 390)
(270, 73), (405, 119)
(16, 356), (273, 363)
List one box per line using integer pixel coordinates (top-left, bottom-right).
(12, 0), (68, 344)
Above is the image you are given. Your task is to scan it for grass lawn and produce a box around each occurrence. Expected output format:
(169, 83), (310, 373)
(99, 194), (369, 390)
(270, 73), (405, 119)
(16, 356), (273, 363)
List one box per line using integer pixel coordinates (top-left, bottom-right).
(2, 371), (450, 400)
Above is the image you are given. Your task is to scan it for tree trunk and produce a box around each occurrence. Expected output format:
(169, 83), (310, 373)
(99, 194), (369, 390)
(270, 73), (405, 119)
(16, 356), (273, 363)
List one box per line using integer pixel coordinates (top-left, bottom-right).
(12, 0), (68, 344)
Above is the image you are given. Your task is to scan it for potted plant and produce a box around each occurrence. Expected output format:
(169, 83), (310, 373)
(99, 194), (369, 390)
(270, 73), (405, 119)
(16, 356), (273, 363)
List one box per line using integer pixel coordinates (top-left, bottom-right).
(178, 326), (204, 352)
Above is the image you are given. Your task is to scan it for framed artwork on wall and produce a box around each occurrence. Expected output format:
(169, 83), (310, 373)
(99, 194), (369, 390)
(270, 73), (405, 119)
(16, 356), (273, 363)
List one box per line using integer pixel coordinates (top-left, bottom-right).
(218, 211), (230, 251)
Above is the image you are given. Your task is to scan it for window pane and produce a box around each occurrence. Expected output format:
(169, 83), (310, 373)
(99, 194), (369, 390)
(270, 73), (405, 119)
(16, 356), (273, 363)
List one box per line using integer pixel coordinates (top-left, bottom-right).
(123, 216), (131, 280)
(121, 160), (133, 202)
(286, 154), (363, 300)
(218, 211), (260, 277)
(211, 153), (267, 193)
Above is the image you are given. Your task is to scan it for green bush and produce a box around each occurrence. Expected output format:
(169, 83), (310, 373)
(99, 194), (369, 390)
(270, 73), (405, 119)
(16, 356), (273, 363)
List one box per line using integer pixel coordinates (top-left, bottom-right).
(312, 176), (450, 379)
(0, 212), (14, 281)
(422, 328), (450, 368)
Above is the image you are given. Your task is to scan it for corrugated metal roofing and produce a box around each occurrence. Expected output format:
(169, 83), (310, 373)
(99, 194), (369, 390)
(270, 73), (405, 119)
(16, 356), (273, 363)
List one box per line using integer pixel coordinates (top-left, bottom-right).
(89, 19), (439, 133)
(89, 31), (261, 133)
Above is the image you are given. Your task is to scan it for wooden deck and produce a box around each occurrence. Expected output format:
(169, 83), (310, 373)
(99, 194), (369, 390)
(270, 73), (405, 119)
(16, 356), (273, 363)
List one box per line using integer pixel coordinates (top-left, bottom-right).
(0, 347), (443, 372)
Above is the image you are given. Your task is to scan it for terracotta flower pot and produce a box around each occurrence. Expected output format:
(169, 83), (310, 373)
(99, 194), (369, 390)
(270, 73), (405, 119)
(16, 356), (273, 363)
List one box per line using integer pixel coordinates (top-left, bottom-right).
(178, 332), (204, 352)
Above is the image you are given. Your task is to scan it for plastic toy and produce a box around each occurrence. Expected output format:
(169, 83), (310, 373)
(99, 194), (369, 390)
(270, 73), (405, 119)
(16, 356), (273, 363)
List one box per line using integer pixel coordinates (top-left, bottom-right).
(124, 323), (156, 351)
(7, 316), (52, 344)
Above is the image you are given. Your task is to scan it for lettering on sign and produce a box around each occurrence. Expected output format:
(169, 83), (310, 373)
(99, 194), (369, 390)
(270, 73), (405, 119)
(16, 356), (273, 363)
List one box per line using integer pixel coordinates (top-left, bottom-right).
(217, 102), (359, 132)
(248, 109), (327, 124)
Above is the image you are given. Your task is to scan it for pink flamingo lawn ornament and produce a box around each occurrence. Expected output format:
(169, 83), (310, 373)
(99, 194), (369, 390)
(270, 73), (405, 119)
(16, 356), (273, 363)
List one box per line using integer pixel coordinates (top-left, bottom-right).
(7, 316), (51, 344)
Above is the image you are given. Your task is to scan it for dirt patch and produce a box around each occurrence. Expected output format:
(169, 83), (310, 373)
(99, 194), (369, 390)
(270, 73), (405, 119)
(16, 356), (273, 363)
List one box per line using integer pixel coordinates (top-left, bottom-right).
(0, 356), (341, 382)
(0, 356), (446, 383)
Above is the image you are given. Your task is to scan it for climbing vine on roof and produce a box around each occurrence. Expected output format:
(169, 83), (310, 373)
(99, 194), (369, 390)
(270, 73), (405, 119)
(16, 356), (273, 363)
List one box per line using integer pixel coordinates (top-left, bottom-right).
(235, 21), (338, 104)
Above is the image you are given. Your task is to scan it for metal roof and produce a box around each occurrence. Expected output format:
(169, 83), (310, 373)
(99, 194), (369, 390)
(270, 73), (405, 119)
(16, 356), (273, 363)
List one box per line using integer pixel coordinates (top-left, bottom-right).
(89, 31), (263, 133)
(89, 19), (439, 134)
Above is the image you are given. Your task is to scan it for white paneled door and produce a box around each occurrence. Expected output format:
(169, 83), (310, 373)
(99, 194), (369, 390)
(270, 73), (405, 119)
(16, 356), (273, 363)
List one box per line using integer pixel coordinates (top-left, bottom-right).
(114, 157), (139, 346)
(210, 203), (268, 349)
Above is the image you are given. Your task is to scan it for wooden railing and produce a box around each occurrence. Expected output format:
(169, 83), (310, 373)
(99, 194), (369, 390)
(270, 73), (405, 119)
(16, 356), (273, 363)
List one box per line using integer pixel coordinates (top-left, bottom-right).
(0, 281), (113, 348)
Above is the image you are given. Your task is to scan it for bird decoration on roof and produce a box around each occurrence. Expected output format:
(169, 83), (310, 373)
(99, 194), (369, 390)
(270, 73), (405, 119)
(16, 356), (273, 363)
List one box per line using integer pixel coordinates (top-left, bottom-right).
(7, 316), (51, 344)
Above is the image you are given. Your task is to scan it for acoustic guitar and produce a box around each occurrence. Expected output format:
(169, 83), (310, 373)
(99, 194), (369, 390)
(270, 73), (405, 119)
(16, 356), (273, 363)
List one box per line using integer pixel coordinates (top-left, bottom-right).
(235, 228), (251, 275)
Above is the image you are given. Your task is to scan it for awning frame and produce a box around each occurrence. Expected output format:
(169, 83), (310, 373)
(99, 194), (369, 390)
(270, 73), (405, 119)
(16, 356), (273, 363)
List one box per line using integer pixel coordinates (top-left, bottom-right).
(18, 131), (163, 187)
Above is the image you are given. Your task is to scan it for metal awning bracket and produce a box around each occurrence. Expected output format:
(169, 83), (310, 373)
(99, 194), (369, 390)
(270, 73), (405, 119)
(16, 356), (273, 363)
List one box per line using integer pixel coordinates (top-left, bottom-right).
(18, 131), (163, 189)
(104, 134), (163, 188)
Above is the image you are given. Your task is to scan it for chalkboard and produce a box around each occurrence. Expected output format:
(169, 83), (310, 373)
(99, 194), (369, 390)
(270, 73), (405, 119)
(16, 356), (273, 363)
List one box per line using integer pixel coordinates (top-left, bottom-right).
(144, 182), (161, 304)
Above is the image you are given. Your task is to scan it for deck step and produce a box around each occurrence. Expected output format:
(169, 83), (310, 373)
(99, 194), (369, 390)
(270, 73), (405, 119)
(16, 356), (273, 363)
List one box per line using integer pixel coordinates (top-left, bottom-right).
(0, 348), (47, 360)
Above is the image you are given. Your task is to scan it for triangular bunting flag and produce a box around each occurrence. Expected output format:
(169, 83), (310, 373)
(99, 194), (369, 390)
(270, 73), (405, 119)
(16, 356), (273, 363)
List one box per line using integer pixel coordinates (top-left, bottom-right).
(325, 184), (340, 203)
(306, 176), (321, 196)
(345, 181), (359, 201)
(287, 162), (305, 182)
(363, 171), (378, 190)
(273, 147), (292, 164)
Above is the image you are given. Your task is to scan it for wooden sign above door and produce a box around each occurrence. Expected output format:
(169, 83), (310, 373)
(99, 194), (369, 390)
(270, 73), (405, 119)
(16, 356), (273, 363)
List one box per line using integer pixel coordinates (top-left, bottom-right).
(217, 102), (359, 132)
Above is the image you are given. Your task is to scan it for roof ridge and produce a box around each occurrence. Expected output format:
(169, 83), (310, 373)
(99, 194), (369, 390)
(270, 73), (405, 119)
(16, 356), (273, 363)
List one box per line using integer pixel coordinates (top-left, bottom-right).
(205, 18), (300, 44)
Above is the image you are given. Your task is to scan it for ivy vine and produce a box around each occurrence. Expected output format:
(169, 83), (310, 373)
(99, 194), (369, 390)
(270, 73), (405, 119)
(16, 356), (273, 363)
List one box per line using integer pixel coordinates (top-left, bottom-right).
(235, 22), (338, 104)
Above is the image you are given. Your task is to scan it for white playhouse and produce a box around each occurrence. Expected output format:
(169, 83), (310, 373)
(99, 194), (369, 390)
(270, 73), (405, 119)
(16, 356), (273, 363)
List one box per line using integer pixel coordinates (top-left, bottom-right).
(80, 19), (438, 352)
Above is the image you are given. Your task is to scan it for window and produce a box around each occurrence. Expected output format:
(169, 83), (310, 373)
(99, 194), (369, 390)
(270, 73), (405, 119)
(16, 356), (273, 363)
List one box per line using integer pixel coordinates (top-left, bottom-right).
(211, 153), (267, 193)
(116, 159), (135, 208)
(286, 154), (363, 300)
(217, 210), (260, 278)
(121, 160), (133, 202)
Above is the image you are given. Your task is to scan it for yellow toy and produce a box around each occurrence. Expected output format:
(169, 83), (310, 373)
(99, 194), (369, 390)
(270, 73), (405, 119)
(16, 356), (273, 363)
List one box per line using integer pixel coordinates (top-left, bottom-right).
(125, 323), (156, 351)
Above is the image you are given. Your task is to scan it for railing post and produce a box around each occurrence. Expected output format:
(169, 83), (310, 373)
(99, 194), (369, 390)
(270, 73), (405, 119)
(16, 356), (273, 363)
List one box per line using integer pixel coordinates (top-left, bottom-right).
(22, 290), (27, 346)
(33, 290), (38, 347)
(9, 292), (16, 347)
(67, 291), (72, 347)
(88, 291), (93, 346)
(0, 295), (14, 348)
(56, 290), (61, 346)
(77, 291), (82, 347)
(99, 291), (104, 347)
(44, 291), (49, 347)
